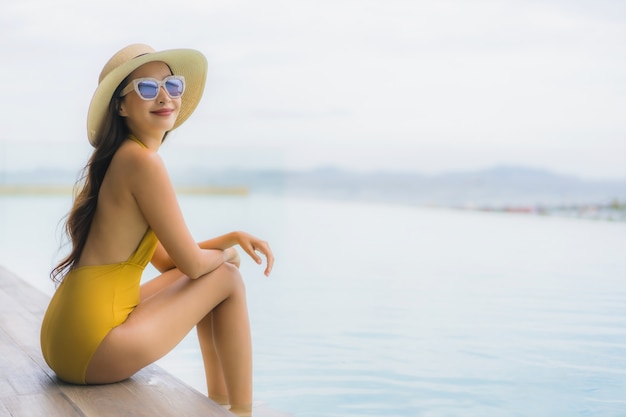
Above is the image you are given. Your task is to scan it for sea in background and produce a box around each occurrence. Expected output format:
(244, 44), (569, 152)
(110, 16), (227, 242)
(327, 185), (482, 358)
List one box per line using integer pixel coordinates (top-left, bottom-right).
(1, 193), (625, 417)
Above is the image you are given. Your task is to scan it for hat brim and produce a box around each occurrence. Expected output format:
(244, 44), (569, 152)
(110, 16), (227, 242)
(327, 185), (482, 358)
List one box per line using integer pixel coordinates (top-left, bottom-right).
(87, 48), (207, 146)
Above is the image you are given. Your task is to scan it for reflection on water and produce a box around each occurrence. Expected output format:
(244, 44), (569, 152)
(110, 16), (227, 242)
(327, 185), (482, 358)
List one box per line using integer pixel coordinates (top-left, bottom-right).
(1, 195), (625, 417)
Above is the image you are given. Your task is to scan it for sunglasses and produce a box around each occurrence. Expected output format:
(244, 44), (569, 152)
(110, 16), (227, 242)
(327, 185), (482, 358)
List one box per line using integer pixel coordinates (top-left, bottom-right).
(120, 75), (186, 100)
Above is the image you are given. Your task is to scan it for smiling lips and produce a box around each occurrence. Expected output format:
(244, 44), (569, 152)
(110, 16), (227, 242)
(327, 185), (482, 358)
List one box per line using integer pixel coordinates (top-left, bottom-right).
(151, 108), (175, 116)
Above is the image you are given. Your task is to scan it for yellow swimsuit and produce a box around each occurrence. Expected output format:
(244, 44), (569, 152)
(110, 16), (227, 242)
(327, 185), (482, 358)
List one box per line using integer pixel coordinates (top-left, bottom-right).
(40, 136), (158, 384)
(40, 228), (158, 384)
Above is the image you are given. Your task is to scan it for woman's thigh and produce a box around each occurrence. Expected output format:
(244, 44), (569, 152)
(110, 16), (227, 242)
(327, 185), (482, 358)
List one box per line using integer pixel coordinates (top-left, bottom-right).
(85, 262), (244, 384)
(139, 267), (186, 302)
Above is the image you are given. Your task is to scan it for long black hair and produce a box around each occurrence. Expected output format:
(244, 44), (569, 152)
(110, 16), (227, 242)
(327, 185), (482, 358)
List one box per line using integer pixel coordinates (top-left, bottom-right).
(50, 79), (131, 283)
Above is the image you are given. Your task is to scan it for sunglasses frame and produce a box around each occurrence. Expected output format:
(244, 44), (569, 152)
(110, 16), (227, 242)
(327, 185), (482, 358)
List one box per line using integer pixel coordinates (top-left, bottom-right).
(120, 75), (186, 100)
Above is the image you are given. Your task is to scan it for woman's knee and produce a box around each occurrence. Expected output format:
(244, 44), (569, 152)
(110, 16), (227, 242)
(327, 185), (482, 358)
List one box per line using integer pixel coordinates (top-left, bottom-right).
(214, 262), (245, 293)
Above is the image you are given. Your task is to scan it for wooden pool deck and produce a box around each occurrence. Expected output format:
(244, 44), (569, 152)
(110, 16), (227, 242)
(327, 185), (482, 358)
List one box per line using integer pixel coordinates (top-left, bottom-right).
(0, 266), (287, 417)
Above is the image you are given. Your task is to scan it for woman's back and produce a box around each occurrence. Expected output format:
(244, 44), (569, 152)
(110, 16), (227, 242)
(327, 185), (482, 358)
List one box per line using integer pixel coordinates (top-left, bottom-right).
(77, 138), (152, 268)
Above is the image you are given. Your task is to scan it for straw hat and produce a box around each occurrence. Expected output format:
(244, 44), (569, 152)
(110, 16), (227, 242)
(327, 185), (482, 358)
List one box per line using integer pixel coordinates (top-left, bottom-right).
(87, 44), (208, 146)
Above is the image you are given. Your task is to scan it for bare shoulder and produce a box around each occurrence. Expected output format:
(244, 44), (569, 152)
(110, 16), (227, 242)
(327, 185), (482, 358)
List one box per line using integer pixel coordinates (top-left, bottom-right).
(115, 140), (164, 169)
(110, 141), (169, 185)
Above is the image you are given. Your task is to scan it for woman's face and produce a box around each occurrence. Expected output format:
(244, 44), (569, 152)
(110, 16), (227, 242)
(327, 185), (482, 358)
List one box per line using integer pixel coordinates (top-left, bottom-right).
(119, 61), (181, 139)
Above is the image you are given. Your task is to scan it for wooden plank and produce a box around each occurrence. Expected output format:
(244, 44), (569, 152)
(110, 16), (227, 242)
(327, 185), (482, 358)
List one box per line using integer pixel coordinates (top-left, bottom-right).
(61, 371), (232, 417)
(0, 326), (80, 417)
(1, 310), (43, 350)
(0, 402), (13, 417)
(2, 392), (84, 417)
(123, 365), (234, 416)
(0, 267), (49, 314)
(0, 288), (23, 314)
(0, 330), (18, 398)
(0, 327), (54, 396)
(17, 343), (59, 381)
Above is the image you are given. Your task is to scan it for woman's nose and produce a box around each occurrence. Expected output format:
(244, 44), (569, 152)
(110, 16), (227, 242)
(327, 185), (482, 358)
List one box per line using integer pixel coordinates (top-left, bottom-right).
(156, 85), (171, 103)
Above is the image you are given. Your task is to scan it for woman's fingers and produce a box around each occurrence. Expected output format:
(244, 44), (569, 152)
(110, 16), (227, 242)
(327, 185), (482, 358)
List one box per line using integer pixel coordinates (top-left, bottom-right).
(244, 239), (274, 276)
(261, 243), (274, 276)
(264, 257), (273, 276)
(242, 242), (262, 264)
(235, 232), (274, 277)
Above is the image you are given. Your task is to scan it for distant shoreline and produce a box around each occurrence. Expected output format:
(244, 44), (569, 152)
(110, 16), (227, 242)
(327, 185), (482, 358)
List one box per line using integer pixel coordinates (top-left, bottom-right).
(0, 185), (249, 196)
(2, 163), (626, 222)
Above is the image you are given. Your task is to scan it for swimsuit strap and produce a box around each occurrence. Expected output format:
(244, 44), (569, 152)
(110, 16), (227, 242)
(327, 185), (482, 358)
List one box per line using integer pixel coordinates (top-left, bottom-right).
(128, 134), (147, 149)
(128, 228), (158, 266)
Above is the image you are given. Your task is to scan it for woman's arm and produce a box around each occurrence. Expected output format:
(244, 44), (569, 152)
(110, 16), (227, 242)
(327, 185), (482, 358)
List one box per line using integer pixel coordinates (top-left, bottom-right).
(150, 242), (237, 273)
(129, 149), (230, 279)
(152, 231), (274, 276)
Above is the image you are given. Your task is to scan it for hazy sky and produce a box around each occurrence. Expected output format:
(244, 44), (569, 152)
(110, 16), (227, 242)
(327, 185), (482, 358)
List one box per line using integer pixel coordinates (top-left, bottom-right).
(1, 0), (625, 179)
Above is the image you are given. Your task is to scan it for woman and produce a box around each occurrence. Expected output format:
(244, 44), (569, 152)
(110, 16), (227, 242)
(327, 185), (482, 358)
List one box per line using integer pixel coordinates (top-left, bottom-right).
(40, 44), (273, 417)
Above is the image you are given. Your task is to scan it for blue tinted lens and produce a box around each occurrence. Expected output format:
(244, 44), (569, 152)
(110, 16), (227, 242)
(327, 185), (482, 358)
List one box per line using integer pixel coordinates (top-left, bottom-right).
(137, 81), (159, 99)
(165, 78), (184, 97)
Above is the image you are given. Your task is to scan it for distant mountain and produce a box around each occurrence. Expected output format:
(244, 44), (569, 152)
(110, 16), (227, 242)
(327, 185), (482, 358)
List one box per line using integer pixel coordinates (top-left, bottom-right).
(3, 165), (625, 208)
(417, 165), (626, 207)
(168, 165), (626, 207)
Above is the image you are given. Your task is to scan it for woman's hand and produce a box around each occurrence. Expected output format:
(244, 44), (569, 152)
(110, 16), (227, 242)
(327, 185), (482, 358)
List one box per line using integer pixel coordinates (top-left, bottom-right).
(235, 231), (274, 276)
(195, 231), (275, 276)
(225, 247), (241, 269)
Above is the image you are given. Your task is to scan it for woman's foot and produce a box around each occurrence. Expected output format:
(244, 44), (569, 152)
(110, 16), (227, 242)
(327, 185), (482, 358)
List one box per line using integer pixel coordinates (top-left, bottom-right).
(229, 404), (252, 417)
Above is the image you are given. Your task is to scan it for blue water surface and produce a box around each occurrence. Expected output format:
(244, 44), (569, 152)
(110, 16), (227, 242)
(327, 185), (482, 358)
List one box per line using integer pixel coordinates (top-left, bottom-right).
(1, 194), (625, 417)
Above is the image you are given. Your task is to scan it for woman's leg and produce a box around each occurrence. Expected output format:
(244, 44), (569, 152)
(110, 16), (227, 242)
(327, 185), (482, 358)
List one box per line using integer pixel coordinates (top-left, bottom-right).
(85, 263), (252, 411)
(139, 268), (236, 405)
(197, 311), (230, 404)
(202, 289), (252, 415)
(140, 269), (235, 404)
(138, 268), (185, 301)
